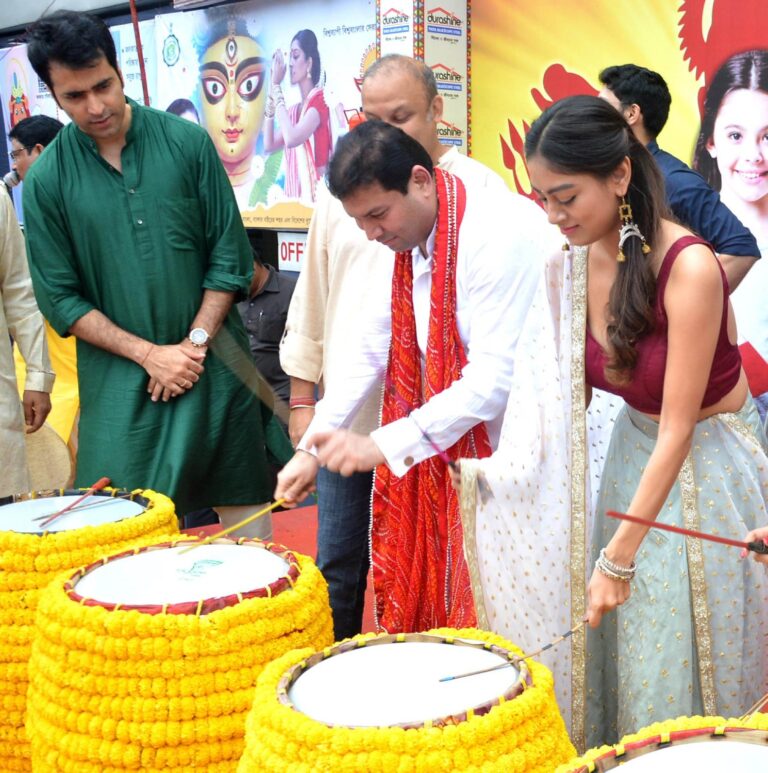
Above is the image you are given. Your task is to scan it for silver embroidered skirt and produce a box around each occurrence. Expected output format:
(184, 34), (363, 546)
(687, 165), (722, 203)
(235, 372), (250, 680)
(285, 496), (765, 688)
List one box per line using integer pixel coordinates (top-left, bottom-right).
(586, 400), (768, 747)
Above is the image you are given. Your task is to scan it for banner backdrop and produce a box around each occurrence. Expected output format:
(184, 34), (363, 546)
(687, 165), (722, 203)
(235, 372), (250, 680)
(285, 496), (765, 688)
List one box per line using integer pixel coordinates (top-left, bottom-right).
(155, 0), (376, 229)
(471, 0), (767, 211)
(111, 20), (157, 106)
(378, 1), (469, 152)
(0, 43), (69, 216)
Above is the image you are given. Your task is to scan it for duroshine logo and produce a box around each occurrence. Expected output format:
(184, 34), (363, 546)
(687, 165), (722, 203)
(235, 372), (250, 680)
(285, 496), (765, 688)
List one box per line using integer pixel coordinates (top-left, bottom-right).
(382, 7), (411, 36)
(426, 6), (463, 37)
(431, 63), (463, 93)
(436, 119), (463, 146)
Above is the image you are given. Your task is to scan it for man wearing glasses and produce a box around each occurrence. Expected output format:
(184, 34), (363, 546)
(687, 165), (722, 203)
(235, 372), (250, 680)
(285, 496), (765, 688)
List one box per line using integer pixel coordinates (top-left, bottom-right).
(8, 115), (64, 183)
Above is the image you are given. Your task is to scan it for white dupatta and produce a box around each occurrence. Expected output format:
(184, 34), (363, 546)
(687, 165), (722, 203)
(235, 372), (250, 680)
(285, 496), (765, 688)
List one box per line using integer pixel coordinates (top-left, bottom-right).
(460, 245), (590, 750)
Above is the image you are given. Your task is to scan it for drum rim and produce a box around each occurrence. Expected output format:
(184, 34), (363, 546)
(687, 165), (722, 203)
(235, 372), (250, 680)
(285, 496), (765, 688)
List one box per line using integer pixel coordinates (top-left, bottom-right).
(576, 726), (768, 771)
(64, 537), (301, 616)
(278, 632), (532, 730)
(4, 488), (150, 535)
(9, 488), (150, 509)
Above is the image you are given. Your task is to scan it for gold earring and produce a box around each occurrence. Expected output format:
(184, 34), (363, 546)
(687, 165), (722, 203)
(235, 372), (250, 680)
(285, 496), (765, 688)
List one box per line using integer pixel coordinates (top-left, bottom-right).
(617, 196), (651, 262)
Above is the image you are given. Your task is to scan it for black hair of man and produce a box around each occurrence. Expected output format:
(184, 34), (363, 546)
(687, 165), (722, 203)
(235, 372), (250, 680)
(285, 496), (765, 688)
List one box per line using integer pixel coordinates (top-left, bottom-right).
(327, 119), (434, 200)
(9, 115), (64, 148)
(598, 64), (671, 138)
(26, 10), (120, 96)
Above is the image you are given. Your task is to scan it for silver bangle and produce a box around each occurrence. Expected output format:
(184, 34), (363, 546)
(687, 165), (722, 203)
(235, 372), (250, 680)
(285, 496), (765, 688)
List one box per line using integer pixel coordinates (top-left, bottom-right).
(596, 547), (636, 582)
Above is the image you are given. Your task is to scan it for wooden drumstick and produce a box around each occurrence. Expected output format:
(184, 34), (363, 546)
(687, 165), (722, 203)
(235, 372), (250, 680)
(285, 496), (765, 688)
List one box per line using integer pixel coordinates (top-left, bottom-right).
(32, 492), (133, 521)
(178, 499), (287, 554)
(438, 619), (587, 682)
(37, 477), (112, 527)
(607, 510), (768, 554)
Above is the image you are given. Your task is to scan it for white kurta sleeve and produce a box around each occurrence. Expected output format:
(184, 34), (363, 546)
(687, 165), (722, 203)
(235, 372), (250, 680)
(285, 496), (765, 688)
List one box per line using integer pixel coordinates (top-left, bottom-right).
(0, 191), (54, 394)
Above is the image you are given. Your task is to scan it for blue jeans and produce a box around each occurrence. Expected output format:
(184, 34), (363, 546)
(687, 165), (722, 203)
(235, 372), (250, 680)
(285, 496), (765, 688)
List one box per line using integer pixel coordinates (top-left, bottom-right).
(316, 467), (373, 640)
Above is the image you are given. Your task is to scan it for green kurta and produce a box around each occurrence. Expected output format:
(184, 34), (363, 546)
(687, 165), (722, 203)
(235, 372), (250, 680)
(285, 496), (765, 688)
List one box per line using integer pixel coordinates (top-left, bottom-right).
(23, 99), (289, 513)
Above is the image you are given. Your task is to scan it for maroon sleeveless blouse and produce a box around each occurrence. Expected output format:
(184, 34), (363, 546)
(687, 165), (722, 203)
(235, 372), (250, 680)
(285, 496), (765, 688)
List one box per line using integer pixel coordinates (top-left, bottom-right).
(585, 236), (741, 413)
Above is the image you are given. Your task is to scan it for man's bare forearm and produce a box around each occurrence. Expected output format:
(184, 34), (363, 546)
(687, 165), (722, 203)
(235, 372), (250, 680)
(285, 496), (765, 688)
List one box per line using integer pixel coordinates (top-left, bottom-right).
(70, 309), (152, 364)
(290, 375), (316, 399)
(190, 289), (236, 338)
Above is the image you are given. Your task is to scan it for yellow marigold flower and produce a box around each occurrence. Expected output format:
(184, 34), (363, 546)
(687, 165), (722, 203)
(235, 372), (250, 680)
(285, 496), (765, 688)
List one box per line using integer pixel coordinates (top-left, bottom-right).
(0, 488), (178, 771)
(26, 539), (333, 772)
(556, 713), (768, 771)
(238, 627), (575, 772)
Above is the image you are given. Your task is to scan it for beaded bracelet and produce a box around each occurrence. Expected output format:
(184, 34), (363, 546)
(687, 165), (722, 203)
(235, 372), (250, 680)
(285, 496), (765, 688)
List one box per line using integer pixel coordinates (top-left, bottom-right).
(595, 547), (636, 582)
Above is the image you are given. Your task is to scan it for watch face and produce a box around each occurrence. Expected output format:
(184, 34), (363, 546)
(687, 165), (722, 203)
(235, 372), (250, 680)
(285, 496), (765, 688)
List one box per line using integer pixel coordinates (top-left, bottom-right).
(189, 328), (208, 345)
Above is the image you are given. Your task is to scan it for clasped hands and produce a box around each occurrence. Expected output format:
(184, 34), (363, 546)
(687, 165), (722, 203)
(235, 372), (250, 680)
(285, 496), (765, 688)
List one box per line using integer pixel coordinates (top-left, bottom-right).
(275, 430), (385, 506)
(143, 338), (206, 403)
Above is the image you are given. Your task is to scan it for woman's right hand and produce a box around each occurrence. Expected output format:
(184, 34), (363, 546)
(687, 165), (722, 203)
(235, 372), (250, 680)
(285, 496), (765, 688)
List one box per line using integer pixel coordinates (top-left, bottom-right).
(272, 49), (286, 85)
(586, 567), (631, 628)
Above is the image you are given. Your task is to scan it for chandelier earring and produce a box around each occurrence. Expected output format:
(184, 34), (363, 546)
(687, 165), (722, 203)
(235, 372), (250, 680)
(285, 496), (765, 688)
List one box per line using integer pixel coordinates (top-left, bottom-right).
(617, 196), (651, 262)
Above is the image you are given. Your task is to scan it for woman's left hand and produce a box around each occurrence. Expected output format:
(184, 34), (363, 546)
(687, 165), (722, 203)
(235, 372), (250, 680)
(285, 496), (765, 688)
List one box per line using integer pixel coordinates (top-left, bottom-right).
(742, 527), (768, 565)
(586, 567), (631, 628)
(272, 49), (286, 84)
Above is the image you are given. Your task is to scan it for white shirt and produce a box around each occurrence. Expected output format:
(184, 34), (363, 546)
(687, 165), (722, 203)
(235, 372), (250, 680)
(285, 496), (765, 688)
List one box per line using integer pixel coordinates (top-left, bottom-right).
(301, 184), (559, 477)
(281, 147), (510, 435)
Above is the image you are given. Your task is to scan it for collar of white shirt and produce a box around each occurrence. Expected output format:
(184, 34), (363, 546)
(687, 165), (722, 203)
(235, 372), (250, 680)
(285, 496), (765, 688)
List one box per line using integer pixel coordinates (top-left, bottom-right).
(412, 219), (438, 278)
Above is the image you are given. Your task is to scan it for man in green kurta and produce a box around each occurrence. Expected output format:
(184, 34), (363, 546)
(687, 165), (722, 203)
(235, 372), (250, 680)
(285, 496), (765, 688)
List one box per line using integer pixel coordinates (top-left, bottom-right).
(22, 10), (288, 524)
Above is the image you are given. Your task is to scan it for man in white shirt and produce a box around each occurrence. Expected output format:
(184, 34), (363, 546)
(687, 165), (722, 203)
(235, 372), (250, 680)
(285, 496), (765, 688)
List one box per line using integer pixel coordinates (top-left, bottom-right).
(279, 55), (509, 640)
(276, 120), (558, 632)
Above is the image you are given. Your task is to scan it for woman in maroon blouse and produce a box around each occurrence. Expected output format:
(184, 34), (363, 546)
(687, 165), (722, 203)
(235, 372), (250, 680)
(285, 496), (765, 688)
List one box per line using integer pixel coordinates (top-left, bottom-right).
(525, 95), (768, 746)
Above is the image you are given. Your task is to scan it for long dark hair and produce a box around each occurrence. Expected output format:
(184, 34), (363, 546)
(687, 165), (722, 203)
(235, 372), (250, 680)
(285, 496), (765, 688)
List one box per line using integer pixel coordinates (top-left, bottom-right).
(525, 95), (668, 382)
(693, 50), (768, 190)
(292, 29), (321, 86)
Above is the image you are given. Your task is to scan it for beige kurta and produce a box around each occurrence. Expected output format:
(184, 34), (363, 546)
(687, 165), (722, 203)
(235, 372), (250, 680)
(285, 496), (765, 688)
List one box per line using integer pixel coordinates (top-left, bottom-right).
(0, 187), (54, 497)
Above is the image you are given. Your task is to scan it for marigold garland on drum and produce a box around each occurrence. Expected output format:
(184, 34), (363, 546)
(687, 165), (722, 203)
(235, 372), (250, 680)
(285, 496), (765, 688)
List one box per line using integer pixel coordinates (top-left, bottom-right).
(555, 713), (768, 772)
(237, 627), (575, 772)
(25, 538), (333, 772)
(0, 487), (178, 771)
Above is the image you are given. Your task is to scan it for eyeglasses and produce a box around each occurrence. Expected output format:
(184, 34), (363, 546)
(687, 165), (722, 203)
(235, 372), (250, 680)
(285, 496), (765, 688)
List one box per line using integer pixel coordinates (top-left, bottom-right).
(9, 147), (31, 161)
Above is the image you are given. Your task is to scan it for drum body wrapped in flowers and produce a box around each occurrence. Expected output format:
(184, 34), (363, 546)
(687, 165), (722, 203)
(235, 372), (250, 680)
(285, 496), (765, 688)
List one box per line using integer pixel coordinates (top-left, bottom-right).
(238, 628), (575, 772)
(26, 538), (333, 772)
(556, 714), (768, 772)
(0, 488), (178, 771)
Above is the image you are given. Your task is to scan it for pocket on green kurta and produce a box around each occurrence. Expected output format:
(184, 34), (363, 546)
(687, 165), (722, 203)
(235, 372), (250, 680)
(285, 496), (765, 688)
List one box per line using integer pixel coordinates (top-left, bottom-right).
(158, 197), (203, 252)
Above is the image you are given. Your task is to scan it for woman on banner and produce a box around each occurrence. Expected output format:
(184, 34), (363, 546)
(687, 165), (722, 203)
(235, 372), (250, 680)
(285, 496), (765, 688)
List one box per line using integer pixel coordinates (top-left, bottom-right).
(263, 29), (331, 202)
(694, 50), (768, 420)
(458, 95), (768, 749)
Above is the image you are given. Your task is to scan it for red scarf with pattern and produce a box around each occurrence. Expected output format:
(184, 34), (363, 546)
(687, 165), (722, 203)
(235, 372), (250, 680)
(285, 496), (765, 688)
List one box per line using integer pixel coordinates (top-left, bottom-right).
(371, 168), (492, 633)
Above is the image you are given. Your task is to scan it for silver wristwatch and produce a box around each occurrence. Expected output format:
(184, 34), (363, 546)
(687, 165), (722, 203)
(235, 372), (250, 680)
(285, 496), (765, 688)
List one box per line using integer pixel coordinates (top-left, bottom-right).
(188, 327), (210, 347)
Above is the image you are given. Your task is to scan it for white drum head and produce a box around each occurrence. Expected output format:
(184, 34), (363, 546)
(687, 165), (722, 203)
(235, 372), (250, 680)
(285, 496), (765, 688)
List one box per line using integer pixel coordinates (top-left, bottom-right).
(288, 640), (520, 727)
(74, 543), (290, 606)
(612, 739), (766, 771)
(2, 494), (145, 534)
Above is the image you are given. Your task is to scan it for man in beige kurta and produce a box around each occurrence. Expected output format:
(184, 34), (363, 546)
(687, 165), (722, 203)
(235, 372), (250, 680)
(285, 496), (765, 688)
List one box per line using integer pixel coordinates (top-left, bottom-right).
(0, 183), (54, 498)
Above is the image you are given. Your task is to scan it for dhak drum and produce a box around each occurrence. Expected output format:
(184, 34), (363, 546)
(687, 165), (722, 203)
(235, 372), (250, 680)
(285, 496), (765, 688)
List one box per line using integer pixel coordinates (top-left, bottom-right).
(26, 538), (333, 773)
(237, 629), (576, 772)
(0, 487), (178, 772)
(558, 718), (768, 772)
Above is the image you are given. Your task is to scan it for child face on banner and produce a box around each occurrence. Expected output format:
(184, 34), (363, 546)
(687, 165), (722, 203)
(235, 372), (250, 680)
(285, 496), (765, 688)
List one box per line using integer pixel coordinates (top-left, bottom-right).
(707, 88), (768, 205)
(199, 33), (266, 171)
